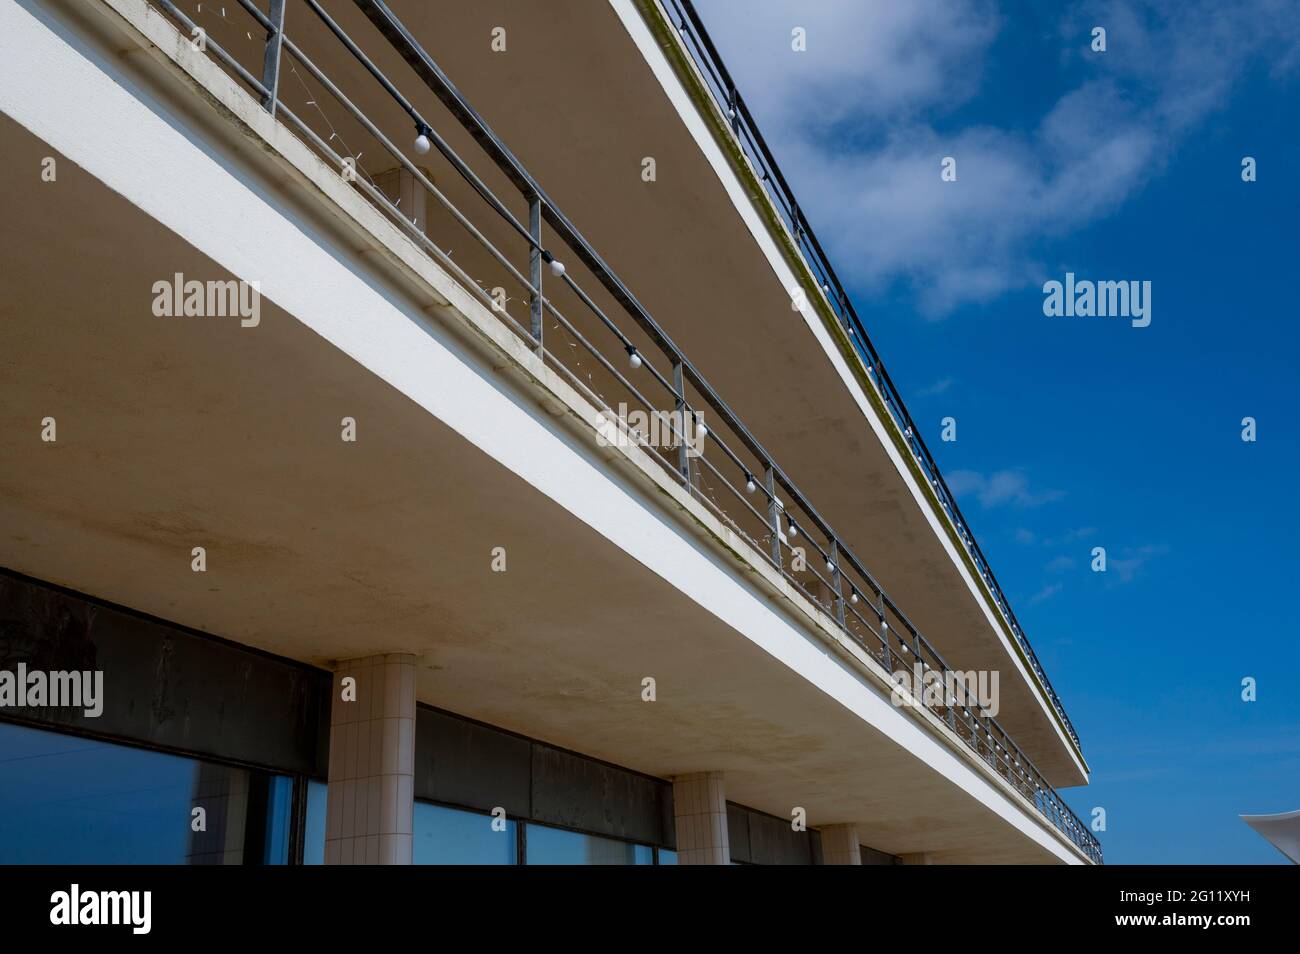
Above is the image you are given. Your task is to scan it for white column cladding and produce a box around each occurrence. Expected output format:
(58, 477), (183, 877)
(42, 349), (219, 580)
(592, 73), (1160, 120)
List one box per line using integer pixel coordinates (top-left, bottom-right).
(672, 771), (730, 865)
(325, 653), (416, 865)
(820, 824), (862, 865)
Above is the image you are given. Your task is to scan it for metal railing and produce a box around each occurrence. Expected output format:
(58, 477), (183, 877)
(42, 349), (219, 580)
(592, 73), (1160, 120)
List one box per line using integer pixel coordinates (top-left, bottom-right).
(660, 0), (1082, 755)
(139, 0), (1100, 863)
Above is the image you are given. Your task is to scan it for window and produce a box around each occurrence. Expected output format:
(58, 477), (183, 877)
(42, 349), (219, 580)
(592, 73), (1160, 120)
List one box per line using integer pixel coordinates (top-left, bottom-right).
(414, 801), (517, 864)
(303, 778), (328, 865)
(524, 823), (653, 865)
(0, 720), (291, 864)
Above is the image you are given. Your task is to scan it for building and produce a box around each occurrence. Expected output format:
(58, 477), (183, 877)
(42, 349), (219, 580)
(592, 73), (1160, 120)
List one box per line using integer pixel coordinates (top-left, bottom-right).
(0, 0), (1100, 865)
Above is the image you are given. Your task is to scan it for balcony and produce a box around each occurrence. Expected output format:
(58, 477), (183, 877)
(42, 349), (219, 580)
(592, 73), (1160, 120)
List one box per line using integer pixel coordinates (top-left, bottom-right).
(5, 0), (1100, 862)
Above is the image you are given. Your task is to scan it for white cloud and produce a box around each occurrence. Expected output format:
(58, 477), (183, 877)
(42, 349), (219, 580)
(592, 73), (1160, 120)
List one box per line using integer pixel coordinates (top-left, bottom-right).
(946, 468), (1065, 508)
(1046, 555), (1077, 572)
(916, 376), (955, 397)
(1109, 543), (1169, 582)
(695, 0), (1300, 315)
(1028, 582), (1064, 605)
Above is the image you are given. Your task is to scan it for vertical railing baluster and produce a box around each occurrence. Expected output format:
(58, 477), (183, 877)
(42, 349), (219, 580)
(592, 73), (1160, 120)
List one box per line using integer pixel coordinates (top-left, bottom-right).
(261, 0), (287, 118)
(878, 591), (892, 674)
(528, 194), (543, 356)
(673, 361), (692, 489)
(764, 466), (781, 567)
(829, 539), (845, 628)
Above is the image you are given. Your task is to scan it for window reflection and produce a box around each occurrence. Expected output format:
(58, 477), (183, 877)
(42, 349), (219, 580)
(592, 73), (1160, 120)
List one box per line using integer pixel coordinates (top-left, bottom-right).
(414, 801), (517, 864)
(304, 779), (328, 865)
(524, 823), (653, 865)
(0, 720), (290, 864)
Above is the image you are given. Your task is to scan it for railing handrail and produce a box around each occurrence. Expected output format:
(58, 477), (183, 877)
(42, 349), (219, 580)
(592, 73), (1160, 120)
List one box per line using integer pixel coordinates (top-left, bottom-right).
(659, 0), (1082, 754)
(140, 0), (1099, 862)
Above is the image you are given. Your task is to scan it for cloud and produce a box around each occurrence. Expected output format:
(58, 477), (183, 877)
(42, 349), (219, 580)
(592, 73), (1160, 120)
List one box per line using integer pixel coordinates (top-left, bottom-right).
(946, 469), (1065, 509)
(915, 377), (955, 397)
(1109, 543), (1169, 583)
(1028, 582), (1064, 605)
(696, 0), (1300, 315)
(1046, 555), (1077, 572)
(1015, 525), (1095, 546)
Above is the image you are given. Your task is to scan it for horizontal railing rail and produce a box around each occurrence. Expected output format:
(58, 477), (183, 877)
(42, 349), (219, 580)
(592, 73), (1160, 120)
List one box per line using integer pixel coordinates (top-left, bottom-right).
(659, 0), (1082, 755)
(138, 0), (1100, 863)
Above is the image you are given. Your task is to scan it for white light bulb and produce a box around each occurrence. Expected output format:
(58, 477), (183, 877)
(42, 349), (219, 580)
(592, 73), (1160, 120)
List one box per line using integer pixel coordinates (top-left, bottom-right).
(549, 259), (565, 278)
(745, 478), (756, 494)
(414, 133), (431, 155)
(850, 592), (858, 604)
(826, 560), (834, 573)
(695, 422), (708, 440)
(788, 522), (798, 539)
(628, 350), (642, 370)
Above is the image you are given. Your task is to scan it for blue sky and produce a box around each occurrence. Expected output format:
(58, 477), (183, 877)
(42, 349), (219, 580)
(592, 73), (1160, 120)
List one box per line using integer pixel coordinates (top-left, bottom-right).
(698, 0), (1300, 863)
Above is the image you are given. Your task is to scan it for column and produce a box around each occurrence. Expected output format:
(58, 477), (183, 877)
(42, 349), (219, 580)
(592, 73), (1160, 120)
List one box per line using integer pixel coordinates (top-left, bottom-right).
(672, 771), (729, 865)
(325, 653), (416, 865)
(820, 824), (862, 865)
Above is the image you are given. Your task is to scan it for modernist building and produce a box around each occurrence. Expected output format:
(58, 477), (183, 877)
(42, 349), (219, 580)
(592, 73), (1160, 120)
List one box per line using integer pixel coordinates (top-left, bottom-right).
(0, 0), (1101, 865)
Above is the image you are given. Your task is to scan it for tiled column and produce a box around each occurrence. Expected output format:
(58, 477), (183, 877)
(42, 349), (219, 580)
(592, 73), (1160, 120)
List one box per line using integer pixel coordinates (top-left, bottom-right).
(820, 824), (862, 865)
(325, 653), (416, 865)
(672, 771), (729, 865)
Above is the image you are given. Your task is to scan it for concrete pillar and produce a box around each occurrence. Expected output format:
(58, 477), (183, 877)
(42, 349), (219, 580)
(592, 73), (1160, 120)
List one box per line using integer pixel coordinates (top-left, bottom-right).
(820, 824), (862, 865)
(898, 852), (935, 865)
(672, 771), (730, 865)
(325, 653), (416, 865)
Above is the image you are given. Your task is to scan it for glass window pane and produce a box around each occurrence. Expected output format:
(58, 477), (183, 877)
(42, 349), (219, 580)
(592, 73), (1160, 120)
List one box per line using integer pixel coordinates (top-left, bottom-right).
(524, 823), (653, 865)
(303, 779), (327, 865)
(262, 775), (293, 865)
(658, 848), (677, 865)
(414, 801), (517, 864)
(0, 720), (290, 864)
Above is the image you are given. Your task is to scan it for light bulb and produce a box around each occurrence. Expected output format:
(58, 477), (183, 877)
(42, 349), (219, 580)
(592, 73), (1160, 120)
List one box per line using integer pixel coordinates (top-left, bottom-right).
(414, 133), (431, 155)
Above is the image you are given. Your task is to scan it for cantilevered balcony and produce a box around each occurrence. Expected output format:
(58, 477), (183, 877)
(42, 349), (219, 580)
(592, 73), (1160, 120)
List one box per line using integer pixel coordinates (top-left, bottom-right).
(2, 0), (1100, 862)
